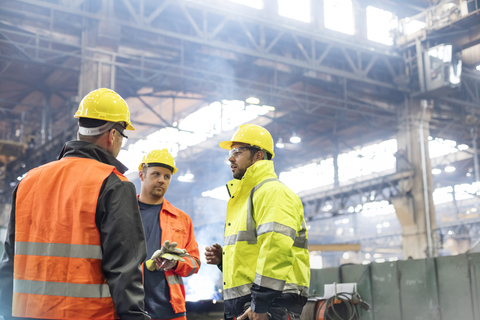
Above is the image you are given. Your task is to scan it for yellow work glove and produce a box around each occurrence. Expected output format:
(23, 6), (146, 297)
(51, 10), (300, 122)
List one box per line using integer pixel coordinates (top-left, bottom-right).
(159, 240), (189, 257)
(145, 241), (189, 271)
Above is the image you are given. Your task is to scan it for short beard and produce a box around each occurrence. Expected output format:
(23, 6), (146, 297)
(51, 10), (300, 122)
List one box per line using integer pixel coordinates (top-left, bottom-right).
(233, 168), (247, 180)
(150, 188), (165, 199)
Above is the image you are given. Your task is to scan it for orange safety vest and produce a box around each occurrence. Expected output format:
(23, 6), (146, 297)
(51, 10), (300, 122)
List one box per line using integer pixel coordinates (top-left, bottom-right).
(142, 199), (200, 314)
(13, 157), (128, 319)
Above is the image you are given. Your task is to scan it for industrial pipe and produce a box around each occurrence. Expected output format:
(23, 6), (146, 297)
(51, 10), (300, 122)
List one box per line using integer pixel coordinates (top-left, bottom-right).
(419, 99), (434, 258)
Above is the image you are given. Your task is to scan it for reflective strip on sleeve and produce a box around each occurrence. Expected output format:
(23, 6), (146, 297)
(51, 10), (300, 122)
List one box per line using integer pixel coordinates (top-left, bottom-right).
(13, 279), (111, 298)
(293, 220), (309, 249)
(223, 283), (253, 300)
(15, 242), (102, 260)
(256, 222), (296, 240)
(166, 274), (184, 286)
(254, 273), (285, 291)
(193, 256), (201, 266)
(186, 257), (198, 277)
(283, 283), (309, 297)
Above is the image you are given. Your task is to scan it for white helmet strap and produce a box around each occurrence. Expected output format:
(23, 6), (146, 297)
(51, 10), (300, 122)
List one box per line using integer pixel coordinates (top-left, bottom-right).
(78, 122), (115, 136)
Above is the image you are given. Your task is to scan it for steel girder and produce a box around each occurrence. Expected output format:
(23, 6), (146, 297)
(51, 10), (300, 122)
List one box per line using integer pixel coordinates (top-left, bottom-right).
(0, 0), (405, 91)
(301, 170), (415, 220)
(0, 26), (400, 122)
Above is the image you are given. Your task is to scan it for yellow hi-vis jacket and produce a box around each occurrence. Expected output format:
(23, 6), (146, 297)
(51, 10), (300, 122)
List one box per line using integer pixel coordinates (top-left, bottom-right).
(222, 160), (310, 318)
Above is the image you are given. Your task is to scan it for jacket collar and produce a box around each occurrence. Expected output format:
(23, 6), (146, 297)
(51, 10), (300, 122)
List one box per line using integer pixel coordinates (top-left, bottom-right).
(161, 198), (179, 216)
(227, 160), (277, 195)
(58, 140), (128, 174)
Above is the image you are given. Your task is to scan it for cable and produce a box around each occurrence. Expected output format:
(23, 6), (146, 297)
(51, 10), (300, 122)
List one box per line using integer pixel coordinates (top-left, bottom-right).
(315, 290), (370, 320)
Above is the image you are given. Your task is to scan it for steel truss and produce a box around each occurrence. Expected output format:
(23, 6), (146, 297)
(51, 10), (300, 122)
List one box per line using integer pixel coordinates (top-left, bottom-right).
(302, 170), (414, 220)
(0, 0), (406, 93)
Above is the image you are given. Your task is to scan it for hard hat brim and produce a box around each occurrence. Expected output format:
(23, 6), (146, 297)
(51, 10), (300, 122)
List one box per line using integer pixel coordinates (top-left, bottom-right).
(138, 163), (178, 174)
(138, 161), (178, 174)
(219, 140), (234, 150)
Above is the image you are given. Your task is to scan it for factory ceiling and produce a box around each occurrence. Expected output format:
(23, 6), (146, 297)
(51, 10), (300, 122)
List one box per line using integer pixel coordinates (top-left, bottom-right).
(0, 0), (479, 202)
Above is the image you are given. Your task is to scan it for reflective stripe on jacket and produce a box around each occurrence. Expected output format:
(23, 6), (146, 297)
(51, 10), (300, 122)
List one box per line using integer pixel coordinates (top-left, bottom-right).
(13, 157), (127, 319)
(143, 199), (201, 314)
(223, 160), (310, 317)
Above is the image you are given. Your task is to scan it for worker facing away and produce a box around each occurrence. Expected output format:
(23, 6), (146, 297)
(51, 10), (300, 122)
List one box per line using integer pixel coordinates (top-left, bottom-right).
(138, 149), (201, 320)
(0, 88), (150, 319)
(205, 124), (311, 320)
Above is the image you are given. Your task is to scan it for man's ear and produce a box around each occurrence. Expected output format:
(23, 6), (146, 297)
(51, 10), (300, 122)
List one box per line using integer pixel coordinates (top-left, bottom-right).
(138, 169), (145, 181)
(255, 150), (264, 161)
(106, 129), (116, 147)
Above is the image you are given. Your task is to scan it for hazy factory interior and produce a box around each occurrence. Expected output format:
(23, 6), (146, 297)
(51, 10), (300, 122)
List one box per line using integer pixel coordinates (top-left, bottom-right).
(1, 0), (480, 319)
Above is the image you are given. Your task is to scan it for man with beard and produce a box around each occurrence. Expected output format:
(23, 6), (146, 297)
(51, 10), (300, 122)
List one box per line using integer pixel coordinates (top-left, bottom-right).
(205, 124), (310, 320)
(0, 88), (149, 320)
(138, 149), (201, 320)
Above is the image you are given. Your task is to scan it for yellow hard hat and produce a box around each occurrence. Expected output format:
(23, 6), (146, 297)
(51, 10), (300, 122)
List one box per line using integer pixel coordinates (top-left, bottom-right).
(138, 149), (178, 174)
(74, 88), (135, 131)
(219, 124), (275, 158)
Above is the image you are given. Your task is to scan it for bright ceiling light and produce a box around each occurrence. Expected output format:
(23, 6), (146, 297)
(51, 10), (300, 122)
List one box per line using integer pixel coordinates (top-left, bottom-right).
(276, 138), (285, 149)
(458, 144), (469, 151)
(290, 132), (301, 143)
(262, 105), (275, 111)
(477, 65), (480, 71)
(246, 96), (260, 104)
(322, 204), (332, 211)
(445, 165), (456, 173)
(432, 168), (442, 175)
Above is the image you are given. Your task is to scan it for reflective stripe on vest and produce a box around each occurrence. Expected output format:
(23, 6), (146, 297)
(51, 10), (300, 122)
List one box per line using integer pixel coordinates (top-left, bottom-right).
(14, 241), (108, 298)
(14, 279), (111, 298)
(15, 241), (102, 259)
(253, 273), (309, 297)
(223, 282), (253, 300)
(223, 281), (308, 300)
(224, 178), (308, 249)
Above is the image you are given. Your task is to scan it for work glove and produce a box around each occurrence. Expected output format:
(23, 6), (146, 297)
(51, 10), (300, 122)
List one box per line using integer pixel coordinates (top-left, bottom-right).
(159, 240), (189, 257)
(145, 241), (190, 271)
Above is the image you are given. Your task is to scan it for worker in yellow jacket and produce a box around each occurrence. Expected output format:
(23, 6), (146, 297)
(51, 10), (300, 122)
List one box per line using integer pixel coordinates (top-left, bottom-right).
(205, 124), (310, 320)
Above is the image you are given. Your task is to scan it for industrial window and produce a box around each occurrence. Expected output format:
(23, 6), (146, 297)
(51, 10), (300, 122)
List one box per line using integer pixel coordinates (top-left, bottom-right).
(403, 18), (426, 35)
(117, 100), (272, 174)
(324, 0), (355, 35)
(278, 0), (311, 23)
(366, 6), (395, 45)
(229, 0), (263, 10)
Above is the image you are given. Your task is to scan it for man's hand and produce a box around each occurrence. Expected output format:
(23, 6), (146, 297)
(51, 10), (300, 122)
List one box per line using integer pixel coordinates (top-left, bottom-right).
(155, 257), (177, 271)
(237, 307), (269, 320)
(205, 243), (222, 265)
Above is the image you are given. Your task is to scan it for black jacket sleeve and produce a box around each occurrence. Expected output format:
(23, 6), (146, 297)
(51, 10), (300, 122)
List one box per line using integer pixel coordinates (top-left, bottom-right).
(96, 173), (150, 320)
(0, 186), (17, 317)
